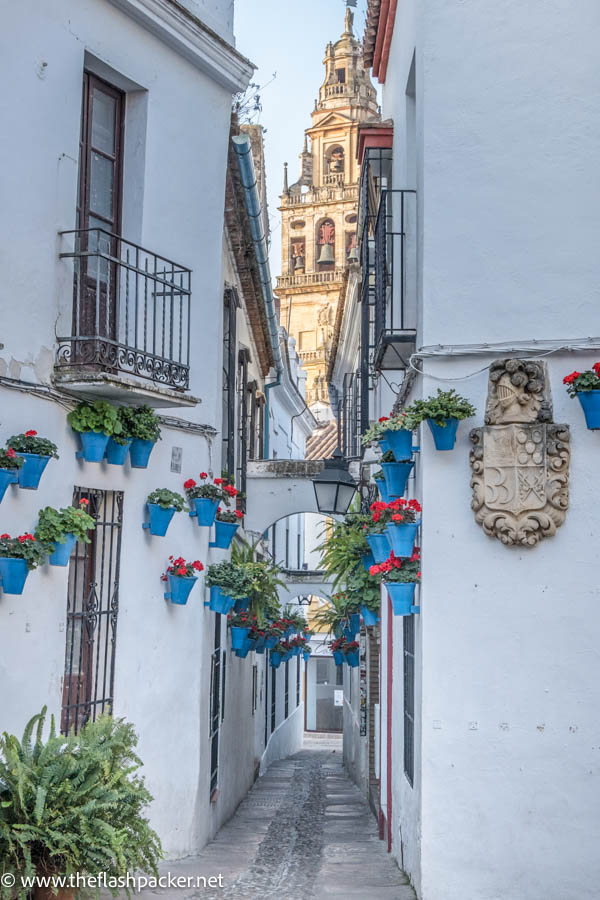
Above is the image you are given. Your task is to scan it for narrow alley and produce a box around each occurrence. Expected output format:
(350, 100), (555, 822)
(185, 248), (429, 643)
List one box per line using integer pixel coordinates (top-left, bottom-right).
(143, 735), (415, 900)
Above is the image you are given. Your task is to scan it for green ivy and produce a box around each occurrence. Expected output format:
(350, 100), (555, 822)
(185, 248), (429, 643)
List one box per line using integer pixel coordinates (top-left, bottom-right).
(67, 400), (122, 437)
(404, 389), (476, 427)
(0, 709), (162, 898)
(146, 489), (185, 511)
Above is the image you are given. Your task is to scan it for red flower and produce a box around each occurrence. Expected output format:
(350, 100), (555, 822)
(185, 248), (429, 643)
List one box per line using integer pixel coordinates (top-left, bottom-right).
(224, 485), (237, 497)
(378, 416), (389, 423)
(79, 498), (89, 506)
(192, 560), (204, 572)
(6, 448), (16, 458)
(176, 566), (187, 576)
(563, 371), (581, 385)
(199, 472), (208, 479)
(184, 478), (196, 490)
(392, 513), (404, 523)
(0, 533), (10, 539)
(161, 574), (168, 581)
(235, 510), (244, 519)
(217, 507), (222, 513)
(18, 534), (35, 543)
(214, 477), (224, 485)
(593, 363), (600, 376)
(369, 564), (380, 576)
(25, 430), (37, 437)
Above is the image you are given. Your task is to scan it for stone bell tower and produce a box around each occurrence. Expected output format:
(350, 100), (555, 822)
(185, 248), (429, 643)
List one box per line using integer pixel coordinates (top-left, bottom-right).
(276, 8), (379, 420)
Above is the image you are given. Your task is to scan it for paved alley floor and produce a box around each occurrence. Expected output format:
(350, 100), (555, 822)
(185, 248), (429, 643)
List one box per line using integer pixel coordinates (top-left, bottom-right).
(140, 733), (416, 900)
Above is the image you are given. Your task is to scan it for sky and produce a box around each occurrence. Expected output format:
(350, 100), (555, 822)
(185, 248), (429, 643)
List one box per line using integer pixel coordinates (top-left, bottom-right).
(233, 0), (370, 274)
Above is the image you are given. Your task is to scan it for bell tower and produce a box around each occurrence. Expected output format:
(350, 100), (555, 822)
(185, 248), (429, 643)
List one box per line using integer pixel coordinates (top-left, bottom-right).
(276, 8), (379, 420)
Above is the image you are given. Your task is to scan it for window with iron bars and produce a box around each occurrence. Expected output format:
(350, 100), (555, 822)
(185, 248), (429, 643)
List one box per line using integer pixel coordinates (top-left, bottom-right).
(61, 487), (123, 735)
(403, 614), (415, 786)
(209, 614), (222, 796)
(339, 370), (362, 461)
(222, 288), (237, 476)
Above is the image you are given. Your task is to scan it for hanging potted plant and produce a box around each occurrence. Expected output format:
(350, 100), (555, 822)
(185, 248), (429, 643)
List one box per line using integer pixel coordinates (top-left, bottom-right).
(35, 499), (96, 567)
(0, 447), (24, 503)
(372, 550), (421, 616)
(270, 642), (287, 668)
(117, 405), (161, 468)
(302, 644), (312, 663)
(329, 637), (344, 666)
(230, 541), (285, 627)
(227, 610), (253, 651)
(342, 639), (360, 668)
(143, 489), (185, 537)
(377, 448), (414, 500)
(363, 513), (392, 564)
(67, 400), (123, 462)
(104, 410), (133, 466)
(205, 560), (251, 614)
(161, 556), (204, 605)
(185, 473), (228, 527)
(7, 431), (59, 490)
(405, 389), (476, 451)
(372, 497), (422, 557)
(362, 411), (418, 461)
(563, 364), (600, 429)
(0, 533), (46, 595)
(372, 467), (391, 504)
(211, 505), (244, 549)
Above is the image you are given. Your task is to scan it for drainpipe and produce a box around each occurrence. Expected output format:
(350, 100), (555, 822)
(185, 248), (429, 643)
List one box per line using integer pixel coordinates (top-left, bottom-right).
(232, 134), (283, 459)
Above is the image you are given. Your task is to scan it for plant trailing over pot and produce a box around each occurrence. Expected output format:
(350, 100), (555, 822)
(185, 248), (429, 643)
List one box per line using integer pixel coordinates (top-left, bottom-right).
(0, 707), (162, 898)
(161, 556), (204, 606)
(67, 400), (123, 462)
(35, 499), (96, 567)
(0, 448), (24, 504)
(404, 389), (476, 450)
(361, 412), (418, 446)
(564, 363), (600, 429)
(118, 406), (161, 468)
(7, 430), (59, 490)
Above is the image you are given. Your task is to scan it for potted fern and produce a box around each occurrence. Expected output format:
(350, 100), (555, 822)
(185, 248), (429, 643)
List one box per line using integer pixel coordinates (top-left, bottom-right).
(0, 708), (162, 899)
(35, 499), (96, 567)
(161, 556), (204, 605)
(563, 364), (600, 429)
(143, 489), (185, 537)
(0, 447), (23, 503)
(118, 405), (161, 468)
(7, 431), (59, 490)
(371, 550), (421, 616)
(67, 400), (123, 462)
(405, 389), (476, 450)
(0, 533), (46, 595)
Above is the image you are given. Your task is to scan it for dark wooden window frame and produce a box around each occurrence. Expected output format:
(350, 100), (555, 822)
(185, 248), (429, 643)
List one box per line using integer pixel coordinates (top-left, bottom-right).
(403, 615), (415, 786)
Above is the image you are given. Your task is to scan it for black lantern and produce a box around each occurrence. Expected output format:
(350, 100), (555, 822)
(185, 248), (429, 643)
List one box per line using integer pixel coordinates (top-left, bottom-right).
(312, 449), (357, 515)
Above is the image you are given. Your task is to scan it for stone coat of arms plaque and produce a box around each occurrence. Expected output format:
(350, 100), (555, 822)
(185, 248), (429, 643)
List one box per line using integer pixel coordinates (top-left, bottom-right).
(470, 360), (570, 546)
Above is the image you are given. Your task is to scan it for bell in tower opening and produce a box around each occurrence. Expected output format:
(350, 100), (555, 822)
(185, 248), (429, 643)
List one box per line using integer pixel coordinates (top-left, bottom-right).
(317, 219), (335, 265)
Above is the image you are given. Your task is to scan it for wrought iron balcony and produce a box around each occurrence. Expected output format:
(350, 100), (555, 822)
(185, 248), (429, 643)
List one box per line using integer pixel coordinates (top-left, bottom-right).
(57, 229), (191, 391)
(373, 189), (417, 370)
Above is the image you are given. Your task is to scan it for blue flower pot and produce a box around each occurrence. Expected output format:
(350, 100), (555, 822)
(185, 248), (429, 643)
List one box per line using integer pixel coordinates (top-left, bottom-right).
(333, 650), (344, 666)
(190, 497), (219, 527)
(254, 636), (266, 653)
(577, 391), (600, 429)
(382, 461), (414, 499)
(231, 625), (250, 650)
(76, 430), (110, 462)
(270, 651), (282, 668)
(374, 478), (390, 503)
(360, 605), (379, 626)
(129, 438), (156, 469)
(0, 468), (18, 503)
(383, 429), (414, 461)
(17, 453), (50, 489)
(209, 585), (235, 614)
(348, 613), (361, 634)
(143, 503), (176, 537)
(164, 574), (197, 605)
(235, 642), (251, 658)
(265, 635), (278, 650)
(345, 649), (359, 668)
(211, 520), (239, 549)
(234, 597), (250, 612)
(362, 551), (376, 573)
(386, 582), (418, 616)
(366, 532), (392, 564)
(303, 651), (310, 662)
(427, 417), (460, 450)
(386, 521), (420, 557)
(48, 532), (77, 567)
(105, 438), (132, 465)
(378, 438), (391, 455)
(0, 557), (29, 595)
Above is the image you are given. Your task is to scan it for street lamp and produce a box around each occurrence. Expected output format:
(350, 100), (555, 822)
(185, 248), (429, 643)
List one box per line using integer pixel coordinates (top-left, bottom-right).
(312, 449), (357, 516)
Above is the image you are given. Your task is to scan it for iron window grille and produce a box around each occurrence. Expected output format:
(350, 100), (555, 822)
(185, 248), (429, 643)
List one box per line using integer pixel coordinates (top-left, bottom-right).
(403, 614), (415, 787)
(339, 370), (362, 461)
(57, 229), (192, 390)
(61, 487), (123, 735)
(209, 614), (222, 795)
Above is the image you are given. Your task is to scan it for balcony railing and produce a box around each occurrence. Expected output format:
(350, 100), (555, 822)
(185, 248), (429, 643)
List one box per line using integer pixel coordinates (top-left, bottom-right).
(276, 268), (346, 289)
(281, 185), (358, 207)
(57, 229), (191, 390)
(373, 189), (417, 370)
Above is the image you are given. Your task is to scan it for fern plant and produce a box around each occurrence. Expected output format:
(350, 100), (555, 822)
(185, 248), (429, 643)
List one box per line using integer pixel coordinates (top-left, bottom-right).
(230, 541), (285, 625)
(0, 708), (162, 898)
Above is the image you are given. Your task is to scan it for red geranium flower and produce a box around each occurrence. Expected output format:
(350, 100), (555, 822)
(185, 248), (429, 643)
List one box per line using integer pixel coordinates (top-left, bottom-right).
(79, 498), (89, 506)
(213, 477), (224, 485)
(192, 560), (204, 572)
(562, 371), (580, 385)
(378, 416), (389, 423)
(224, 485), (237, 497)
(25, 430), (37, 437)
(176, 566), (187, 576)
(184, 478), (196, 490)
(0, 533), (10, 539)
(6, 448), (16, 458)
(593, 363), (600, 376)
(199, 472), (208, 479)
(235, 510), (243, 519)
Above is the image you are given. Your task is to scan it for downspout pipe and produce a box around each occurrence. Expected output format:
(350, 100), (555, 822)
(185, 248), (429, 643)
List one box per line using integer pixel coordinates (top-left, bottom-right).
(232, 134), (283, 459)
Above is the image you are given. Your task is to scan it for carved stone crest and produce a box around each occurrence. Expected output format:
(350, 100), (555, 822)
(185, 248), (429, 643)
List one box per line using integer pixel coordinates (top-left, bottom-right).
(470, 360), (570, 546)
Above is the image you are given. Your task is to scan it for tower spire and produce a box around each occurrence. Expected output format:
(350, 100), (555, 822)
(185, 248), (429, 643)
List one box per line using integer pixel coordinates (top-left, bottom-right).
(283, 161), (288, 193)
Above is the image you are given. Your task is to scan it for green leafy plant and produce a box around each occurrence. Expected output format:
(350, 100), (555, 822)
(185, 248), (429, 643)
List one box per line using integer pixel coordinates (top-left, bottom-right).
(67, 400), (122, 437)
(35, 500), (96, 546)
(226, 610), (254, 629)
(183, 474), (231, 504)
(205, 560), (253, 599)
(231, 541), (285, 625)
(563, 364), (600, 397)
(361, 411), (418, 446)
(317, 514), (372, 589)
(216, 507), (244, 524)
(0, 708), (162, 898)
(7, 431), (59, 459)
(404, 389), (476, 427)
(311, 592), (360, 637)
(147, 489), (185, 511)
(118, 405), (161, 442)
(0, 448), (24, 471)
(0, 533), (47, 570)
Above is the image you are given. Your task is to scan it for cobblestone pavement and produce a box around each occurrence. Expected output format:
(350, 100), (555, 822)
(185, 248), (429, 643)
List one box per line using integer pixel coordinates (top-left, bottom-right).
(136, 733), (416, 900)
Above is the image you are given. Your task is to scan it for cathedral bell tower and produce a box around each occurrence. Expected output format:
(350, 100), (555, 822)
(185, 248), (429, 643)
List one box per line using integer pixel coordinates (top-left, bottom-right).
(275, 8), (379, 421)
